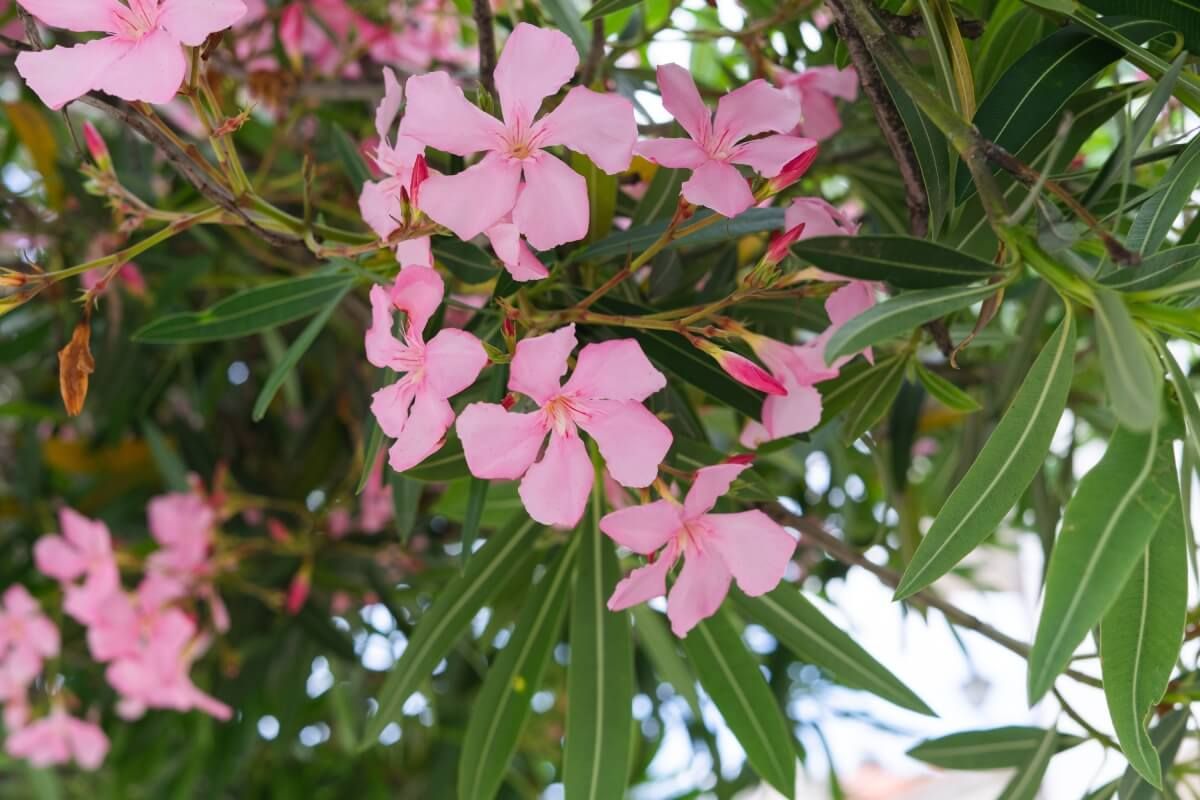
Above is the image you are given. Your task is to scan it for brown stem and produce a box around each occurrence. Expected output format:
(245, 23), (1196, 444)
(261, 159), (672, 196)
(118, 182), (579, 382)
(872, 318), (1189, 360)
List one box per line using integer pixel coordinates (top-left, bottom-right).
(472, 0), (497, 97)
(878, 9), (985, 40)
(581, 19), (606, 86)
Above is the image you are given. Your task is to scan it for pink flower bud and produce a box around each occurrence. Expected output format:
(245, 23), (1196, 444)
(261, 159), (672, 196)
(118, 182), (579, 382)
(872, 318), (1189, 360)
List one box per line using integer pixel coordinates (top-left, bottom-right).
(267, 518), (291, 543)
(82, 122), (111, 171)
(724, 453), (756, 466)
(409, 155), (428, 210)
(696, 341), (786, 395)
(765, 222), (806, 266)
(285, 569), (310, 615)
(767, 146), (819, 194)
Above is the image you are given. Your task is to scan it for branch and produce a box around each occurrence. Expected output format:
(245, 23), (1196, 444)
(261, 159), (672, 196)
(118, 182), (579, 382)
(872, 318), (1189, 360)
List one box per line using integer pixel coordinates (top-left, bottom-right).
(878, 9), (985, 40)
(472, 0), (497, 97)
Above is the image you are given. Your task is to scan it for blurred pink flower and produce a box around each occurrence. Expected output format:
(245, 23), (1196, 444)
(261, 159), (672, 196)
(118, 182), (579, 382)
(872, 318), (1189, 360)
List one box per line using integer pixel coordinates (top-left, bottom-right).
(776, 65), (859, 142)
(0, 586), (59, 691)
(34, 508), (120, 627)
(5, 709), (109, 770)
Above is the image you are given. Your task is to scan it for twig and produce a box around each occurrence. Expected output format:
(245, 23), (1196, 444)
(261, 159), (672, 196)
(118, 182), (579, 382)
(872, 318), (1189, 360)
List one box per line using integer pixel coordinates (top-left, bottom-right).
(15, 5), (43, 49)
(1053, 687), (1118, 749)
(581, 19), (606, 86)
(472, 0), (497, 97)
(878, 9), (985, 40)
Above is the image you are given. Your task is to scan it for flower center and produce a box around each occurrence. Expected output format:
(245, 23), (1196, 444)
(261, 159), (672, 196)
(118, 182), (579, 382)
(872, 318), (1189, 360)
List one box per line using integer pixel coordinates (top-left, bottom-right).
(502, 114), (545, 161)
(114, 0), (160, 38)
(543, 394), (585, 436)
(677, 519), (709, 555)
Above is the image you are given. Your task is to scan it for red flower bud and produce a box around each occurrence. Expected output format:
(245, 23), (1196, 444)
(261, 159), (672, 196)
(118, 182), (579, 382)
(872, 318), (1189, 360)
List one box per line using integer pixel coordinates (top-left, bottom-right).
(409, 155), (429, 210)
(285, 568), (311, 615)
(765, 223), (806, 266)
(82, 121), (111, 171)
(696, 341), (786, 395)
(767, 146), (819, 194)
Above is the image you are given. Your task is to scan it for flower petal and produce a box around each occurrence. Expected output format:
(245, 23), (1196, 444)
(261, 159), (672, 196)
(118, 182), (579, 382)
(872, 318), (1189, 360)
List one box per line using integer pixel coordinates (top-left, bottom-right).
(667, 546), (732, 636)
(399, 71), (506, 156)
(95, 28), (187, 105)
(683, 463), (749, 519)
(562, 339), (665, 401)
(365, 284), (408, 369)
(784, 197), (858, 238)
(159, 0), (247, 46)
(457, 403), (547, 479)
(512, 152), (589, 250)
(510, 324), (576, 404)
(655, 63), (711, 143)
(59, 508), (110, 558)
(423, 328), (487, 398)
(634, 138), (710, 170)
(370, 378), (418, 438)
(15, 38), (130, 110)
(419, 154), (521, 241)
(390, 264), (444, 337)
(713, 79), (801, 143)
(739, 420), (770, 449)
(394, 235), (433, 268)
(537, 86), (637, 174)
(484, 222), (549, 282)
(607, 540), (680, 611)
(34, 535), (87, 582)
(15, 0), (123, 32)
(806, 65), (859, 100)
(493, 22), (578, 127)
(730, 135), (817, 178)
(387, 390), (455, 472)
(599, 501), (682, 555)
(65, 717), (109, 770)
(577, 400), (672, 488)
(798, 88), (842, 141)
(762, 382), (822, 440)
(358, 178), (403, 240)
(375, 66), (404, 141)
(681, 159), (755, 218)
(703, 510), (796, 595)
(519, 431), (593, 527)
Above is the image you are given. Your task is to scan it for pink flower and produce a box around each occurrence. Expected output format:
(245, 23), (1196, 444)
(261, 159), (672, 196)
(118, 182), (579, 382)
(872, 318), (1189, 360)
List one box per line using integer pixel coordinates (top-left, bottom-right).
(0, 586), (59, 689)
(775, 66), (858, 142)
(457, 325), (672, 528)
(601, 463), (796, 636)
(483, 217), (549, 282)
(14, 0), (247, 109)
(279, 0), (384, 77)
(359, 453), (395, 534)
(635, 64), (816, 218)
(785, 196), (859, 238)
(366, 266), (488, 472)
(400, 23), (637, 250)
(144, 492), (217, 596)
(371, 0), (473, 71)
(5, 709), (109, 770)
(34, 508), (120, 626)
(696, 341), (786, 395)
(359, 68), (433, 267)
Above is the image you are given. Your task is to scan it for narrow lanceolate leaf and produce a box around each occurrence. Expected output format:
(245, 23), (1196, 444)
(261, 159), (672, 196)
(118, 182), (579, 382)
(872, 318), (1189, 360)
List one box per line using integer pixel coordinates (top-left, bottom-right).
(360, 515), (542, 746)
(915, 362), (981, 412)
(332, 123), (372, 191)
(996, 725), (1058, 800)
(631, 167), (686, 225)
(433, 240), (496, 284)
(680, 608), (797, 797)
(880, 66), (951, 234)
(789, 236), (996, 289)
(1027, 424), (1178, 703)
(1093, 289), (1161, 432)
(135, 274), (357, 344)
(1099, 477), (1187, 789)
(630, 605), (702, 718)
(825, 283), (997, 364)
(907, 726), (1085, 770)
(1082, 0), (1200, 66)
(581, 0), (643, 22)
(1116, 708), (1188, 800)
(564, 489), (634, 800)
(840, 354), (908, 445)
(1128, 132), (1200, 255)
(1157, 338), (1200, 462)
(955, 17), (1171, 202)
(734, 587), (934, 716)
(459, 540), (578, 800)
(895, 314), (1075, 599)
(252, 283), (350, 421)
(1099, 244), (1200, 293)
(579, 208), (785, 262)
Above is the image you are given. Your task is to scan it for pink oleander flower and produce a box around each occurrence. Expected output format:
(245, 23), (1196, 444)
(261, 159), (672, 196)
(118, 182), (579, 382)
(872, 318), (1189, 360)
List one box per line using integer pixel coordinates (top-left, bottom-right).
(457, 325), (672, 528)
(601, 463), (796, 636)
(359, 452), (395, 534)
(35, 508), (120, 627)
(372, 0), (473, 71)
(0, 586), (59, 688)
(635, 64), (816, 218)
(400, 22), (637, 251)
(367, 266), (488, 472)
(785, 196), (860, 239)
(483, 216), (549, 282)
(279, 0), (386, 77)
(775, 65), (859, 142)
(5, 709), (109, 770)
(359, 67), (434, 268)
(14, 0), (247, 109)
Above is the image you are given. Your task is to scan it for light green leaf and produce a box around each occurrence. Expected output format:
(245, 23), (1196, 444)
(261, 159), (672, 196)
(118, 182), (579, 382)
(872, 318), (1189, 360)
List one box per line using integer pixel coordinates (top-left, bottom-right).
(571, 152), (619, 244)
(459, 540), (577, 800)
(141, 421), (190, 493)
(1099, 244), (1200, 293)
(895, 314), (1075, 598)
(1099, 473), (1187, 788)
(564, 485), (634, 800)
(135, 274), (357, 344)
(841, 354), (909, 444)
(680, 607), (797, 797)
(735, 587), (935, 716)
(542, 0), (595, 55)
(1128, 132), (1200, 255)
(825, 283), (998, 364)
(790, 236), (997, 289)
(996, 725), (1058, 800)
(1028, 424), (1178, 702)
(252, 282), (350, 421)
(1094, 288), (1161, 432)
(907, 726), (1085, 770)
(915, 362), (981, 412)
(880, 65), (951, 234)
(1116, 708), (1188, 800)
(1156, 337), (1200, 462)
(631, 605), (702, 718)
(388, 470), (421, 543)
(581, 0), (643, 21)
(360, 514), (542, 747)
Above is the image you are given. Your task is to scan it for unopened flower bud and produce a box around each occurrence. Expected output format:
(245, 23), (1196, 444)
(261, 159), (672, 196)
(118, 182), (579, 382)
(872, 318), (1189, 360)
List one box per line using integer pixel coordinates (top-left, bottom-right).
(765, 146), (819, 195)
(409, 155), (428, 211)
(695, 340), (786, 395)
(285, 566), (311, 615)
(82, 122), (112, 172)
(765, 223), (806, 267)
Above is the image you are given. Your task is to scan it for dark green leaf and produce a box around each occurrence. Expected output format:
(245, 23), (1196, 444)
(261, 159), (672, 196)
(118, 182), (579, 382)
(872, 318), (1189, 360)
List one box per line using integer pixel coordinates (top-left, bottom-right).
(880, 65), (951, 234)
(631, 167), (686, 225)
(1127, 132), (1200, 255)
(579, 208), (785, 263)
(1116, 708), (1189, 800)
(581, 0), (644, 22)
(907, 726), (1085, 770)
(1082, 0), (1200, 52)
(141, 421), (190, 492)
(402, 435), (470, 481)
(841, 353), (908, 444)
(332, 123), (371, 191)
(433, 240), (496, 284)
(996, 725), (1058, 800)
(789, 236), (997, 289)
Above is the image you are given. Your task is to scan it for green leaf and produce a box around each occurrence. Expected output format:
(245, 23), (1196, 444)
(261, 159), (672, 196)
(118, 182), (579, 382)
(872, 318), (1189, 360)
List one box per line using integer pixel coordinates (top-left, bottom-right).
(141, 421), (190, 492)
(360, 514), (542, 746)
(1082, 0), (1200, 54)
(995, 725), (1058, 800)
(1157, 337), (1200, 462)
(389, 471), (422, 543)
(895, 314), (1075, 598)
(541, 0), (590, 55)
(735, 587), (935, 716)
(458, 540), (577, 800)
(581, 0), (643, 21)
(1028, 424), (1178, 702)
(825, 283), (998, 364)
(907, 726), (1085, 770)
(564, 484), (634, 800)
(332, 123), (371, 191)
(571, 155), (618, 245)
(402, 435), (470, 481)
(680, 607), (797, 797)
(578, 208), (785, 263)
(1116, 708), (1188, 800)
(956, 18), (1171, 202)
(973, 2), (1049, 96)
(433, 240), (496, 284)
(252, 282), (350, 421)
(135, 274), (357, 344)
(631, 167), (686, 225)
(1127, 132), (1200, 255)
(840, 353), (908, 444)
(789, 236), (997, 289)
(1099, 473), (1187, 789)
(630, 605), (702, 718)
(1094, 288), (1162, 432)
(357, 367), (394, 494)
(915, 362), (981, 412)
(880, 65), (951, 234)
(1099, 244), (1200, 293)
